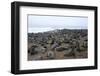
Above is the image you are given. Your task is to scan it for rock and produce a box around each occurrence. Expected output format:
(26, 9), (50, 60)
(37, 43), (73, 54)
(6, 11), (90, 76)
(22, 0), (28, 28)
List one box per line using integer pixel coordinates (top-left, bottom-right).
(55, 46), (69, 52)
(51, 42), (59, 50)
(64, 49), (72, 55)
(64, 47), (79, 58)
(34, 55), (43, 60)
(34, 46), (46, 53)
(47, 51), (55, 59)
(47, 39), (52, 44)
(28, 29), (88, 59)
(30, 47), (38, 55)
(28, 49), (30, 53)
(29, 45), (46, 55)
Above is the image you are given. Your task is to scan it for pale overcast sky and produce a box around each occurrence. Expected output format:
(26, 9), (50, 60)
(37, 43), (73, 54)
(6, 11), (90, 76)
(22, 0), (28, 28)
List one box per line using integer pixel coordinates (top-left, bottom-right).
(28, 15), (88, 33)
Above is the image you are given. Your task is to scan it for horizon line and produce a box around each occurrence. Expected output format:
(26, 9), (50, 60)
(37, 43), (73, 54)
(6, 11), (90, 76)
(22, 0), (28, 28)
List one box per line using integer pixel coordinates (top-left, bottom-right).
(28, 28), (87, 33)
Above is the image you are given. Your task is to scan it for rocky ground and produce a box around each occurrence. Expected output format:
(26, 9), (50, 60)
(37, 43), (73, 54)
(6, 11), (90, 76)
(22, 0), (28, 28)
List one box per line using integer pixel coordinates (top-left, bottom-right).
(28, 29), (88, 61)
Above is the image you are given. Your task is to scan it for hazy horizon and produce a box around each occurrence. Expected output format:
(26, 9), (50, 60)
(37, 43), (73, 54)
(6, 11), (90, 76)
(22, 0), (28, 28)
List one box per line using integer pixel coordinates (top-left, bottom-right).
(28, 15), (88, 33)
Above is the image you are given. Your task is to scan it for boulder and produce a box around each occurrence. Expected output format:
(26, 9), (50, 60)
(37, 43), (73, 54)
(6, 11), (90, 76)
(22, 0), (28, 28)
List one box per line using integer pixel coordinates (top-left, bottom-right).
(47, 51), (55, 59)
(34, 46), (46, 53)
(30, 47), (38, 55)
(29, 45), (46, 55)
(55, 46), (69, 52)
(51, 42), (59, 50)
(64, 49), (72, 55)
